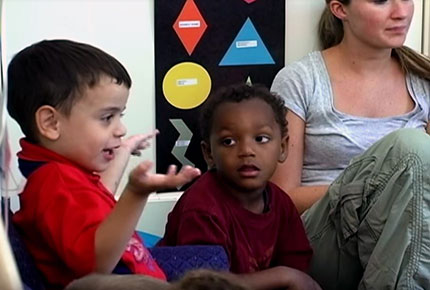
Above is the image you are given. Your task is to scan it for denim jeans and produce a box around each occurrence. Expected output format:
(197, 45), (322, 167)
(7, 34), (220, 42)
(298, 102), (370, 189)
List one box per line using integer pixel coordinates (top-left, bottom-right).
(303, 129), (430, 290)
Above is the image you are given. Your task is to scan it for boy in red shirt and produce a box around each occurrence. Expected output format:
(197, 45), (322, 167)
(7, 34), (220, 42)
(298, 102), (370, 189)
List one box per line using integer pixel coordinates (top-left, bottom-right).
(7, 39), (200, 289)
(159, 84), (321, 289)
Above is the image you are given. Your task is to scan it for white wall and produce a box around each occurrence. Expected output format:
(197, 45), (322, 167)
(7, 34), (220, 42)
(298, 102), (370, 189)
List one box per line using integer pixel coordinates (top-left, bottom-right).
(407, 0), (424, 52)
(285, 1), (325, 64)
(424, 0), (430, 56)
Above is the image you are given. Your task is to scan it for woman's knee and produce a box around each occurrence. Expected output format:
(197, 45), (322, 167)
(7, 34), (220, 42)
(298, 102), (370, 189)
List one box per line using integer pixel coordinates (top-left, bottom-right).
(378, 129), (430, 161)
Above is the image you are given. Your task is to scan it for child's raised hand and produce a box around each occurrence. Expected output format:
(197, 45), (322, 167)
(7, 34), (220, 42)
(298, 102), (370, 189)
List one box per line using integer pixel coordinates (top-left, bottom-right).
(99, 130), (159, 194)
(121, 130), (159, 156)
(126, 161), (201, 195)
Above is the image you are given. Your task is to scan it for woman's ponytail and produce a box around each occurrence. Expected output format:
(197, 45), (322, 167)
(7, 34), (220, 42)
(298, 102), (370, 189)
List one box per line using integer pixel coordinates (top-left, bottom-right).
(394, 47), (430, 81)
(318, 6), (344, 49)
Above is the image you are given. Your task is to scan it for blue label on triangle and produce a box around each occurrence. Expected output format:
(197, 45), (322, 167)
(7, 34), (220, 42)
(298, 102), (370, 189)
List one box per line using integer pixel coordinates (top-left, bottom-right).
(219, 18), (275, 66)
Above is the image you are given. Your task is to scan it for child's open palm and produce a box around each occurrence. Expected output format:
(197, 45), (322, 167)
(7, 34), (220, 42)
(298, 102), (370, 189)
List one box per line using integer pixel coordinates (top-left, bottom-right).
(127, 161), (201, 195)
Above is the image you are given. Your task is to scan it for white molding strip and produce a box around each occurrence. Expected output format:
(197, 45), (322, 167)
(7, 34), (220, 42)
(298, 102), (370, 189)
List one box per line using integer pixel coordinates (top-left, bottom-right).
(424, 0), (430, 56)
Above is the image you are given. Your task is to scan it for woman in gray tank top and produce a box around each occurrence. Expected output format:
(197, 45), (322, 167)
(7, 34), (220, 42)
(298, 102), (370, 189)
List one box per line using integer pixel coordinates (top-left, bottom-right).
(271, 0), (430, 289)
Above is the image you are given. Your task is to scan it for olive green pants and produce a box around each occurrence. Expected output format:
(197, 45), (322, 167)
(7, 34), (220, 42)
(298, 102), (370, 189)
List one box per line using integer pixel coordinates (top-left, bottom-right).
(303, 129), (430, 290)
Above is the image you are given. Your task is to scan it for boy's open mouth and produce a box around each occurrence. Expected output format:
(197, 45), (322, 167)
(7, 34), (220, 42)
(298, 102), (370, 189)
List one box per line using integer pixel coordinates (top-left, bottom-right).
(238, 165), (260, 177)
(103, 145), (121, 160)
(102, 148), (115, 159)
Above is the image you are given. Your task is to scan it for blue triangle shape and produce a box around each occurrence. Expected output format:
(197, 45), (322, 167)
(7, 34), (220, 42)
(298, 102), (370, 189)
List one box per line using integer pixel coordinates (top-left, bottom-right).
(219, 18), (275, 66)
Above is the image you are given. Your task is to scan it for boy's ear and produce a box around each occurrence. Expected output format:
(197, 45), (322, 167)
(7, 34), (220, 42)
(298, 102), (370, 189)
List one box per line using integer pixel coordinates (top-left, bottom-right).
(35, 105), (61, 141)
(201, 141), (215, 169)
(329, 0), (347, 21)
(278, 135), (288, 163)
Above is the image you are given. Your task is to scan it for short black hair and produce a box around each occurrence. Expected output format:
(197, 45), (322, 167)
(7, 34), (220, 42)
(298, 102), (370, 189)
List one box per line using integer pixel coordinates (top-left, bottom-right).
(7, 39), (132, 143)
(199, 83), (287, 143)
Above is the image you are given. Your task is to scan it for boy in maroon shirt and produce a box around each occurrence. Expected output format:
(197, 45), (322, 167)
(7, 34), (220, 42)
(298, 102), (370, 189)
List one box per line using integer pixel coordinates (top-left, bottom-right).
(159, 84), (321, 289)
(7, 39), (200, 289)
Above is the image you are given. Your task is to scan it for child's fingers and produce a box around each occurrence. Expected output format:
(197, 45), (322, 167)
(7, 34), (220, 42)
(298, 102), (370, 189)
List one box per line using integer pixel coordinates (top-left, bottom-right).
(169, 165), (201, 186)
(152, 129), (160, 136)
(138, 130), (158, 144)
(180, 166), (201, 180)
(133, 160), (153, 175)
(157, 165), (201, 189)
(166, 164), (177, 176)
(129, 163), (200, 193)
(135, 140), (151, 150)
(130, 140), (150, 156)
(124, 129), (159, 154)
(139, 129), (159, 144)
(134, 129), (159, 150)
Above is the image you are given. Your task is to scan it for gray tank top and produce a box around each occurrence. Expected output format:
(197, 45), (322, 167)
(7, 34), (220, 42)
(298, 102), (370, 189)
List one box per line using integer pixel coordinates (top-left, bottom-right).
(271, 51), (430, 185)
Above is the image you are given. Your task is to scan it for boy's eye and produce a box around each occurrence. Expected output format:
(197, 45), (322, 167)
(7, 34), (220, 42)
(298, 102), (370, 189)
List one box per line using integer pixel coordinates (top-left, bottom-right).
(221, 138), (236, 146)
(255, 135), (270, 143)
(101, 114), (114, 122)
(372, 0), (387, 4)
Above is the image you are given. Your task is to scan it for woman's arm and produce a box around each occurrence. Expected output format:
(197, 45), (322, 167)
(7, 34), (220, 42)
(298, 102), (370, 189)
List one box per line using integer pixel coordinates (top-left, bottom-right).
(271, 111), (328, 214)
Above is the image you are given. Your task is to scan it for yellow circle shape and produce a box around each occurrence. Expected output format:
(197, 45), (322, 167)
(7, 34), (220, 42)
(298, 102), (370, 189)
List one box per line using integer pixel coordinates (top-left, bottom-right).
(162, 62), (211, 110)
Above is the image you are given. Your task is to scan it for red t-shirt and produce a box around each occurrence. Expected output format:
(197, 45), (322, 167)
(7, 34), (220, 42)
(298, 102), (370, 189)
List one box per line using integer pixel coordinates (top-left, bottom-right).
(159, 170), (312, 273)
(13, 139), (166, 289)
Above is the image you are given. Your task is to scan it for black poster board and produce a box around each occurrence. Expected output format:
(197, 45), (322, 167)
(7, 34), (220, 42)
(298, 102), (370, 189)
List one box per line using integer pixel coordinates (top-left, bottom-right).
(155, 0), (285, 190)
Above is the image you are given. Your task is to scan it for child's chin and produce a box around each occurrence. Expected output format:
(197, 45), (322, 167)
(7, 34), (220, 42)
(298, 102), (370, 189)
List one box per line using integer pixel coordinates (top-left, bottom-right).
(96, 164), (110, 172)
(239, 183), (265, 193)
(84, 162), (109, 173)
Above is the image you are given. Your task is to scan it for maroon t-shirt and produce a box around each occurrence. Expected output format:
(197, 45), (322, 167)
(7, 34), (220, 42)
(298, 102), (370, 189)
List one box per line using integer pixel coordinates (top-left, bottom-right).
(159, 170), (312, 273)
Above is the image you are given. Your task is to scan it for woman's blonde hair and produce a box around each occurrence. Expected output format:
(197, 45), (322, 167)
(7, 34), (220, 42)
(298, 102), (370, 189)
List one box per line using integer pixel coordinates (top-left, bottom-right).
(318, 0), (430, 80)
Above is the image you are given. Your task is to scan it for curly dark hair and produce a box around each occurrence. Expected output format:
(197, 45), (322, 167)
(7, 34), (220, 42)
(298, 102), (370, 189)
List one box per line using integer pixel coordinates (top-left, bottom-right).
(199, 83), (287, 143)
(171, 269), (249, 290)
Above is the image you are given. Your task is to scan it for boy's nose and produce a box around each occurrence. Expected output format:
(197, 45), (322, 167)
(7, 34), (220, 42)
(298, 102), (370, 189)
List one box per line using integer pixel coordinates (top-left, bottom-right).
(114, 121), (127, 138)
(238, 140), (255, 157)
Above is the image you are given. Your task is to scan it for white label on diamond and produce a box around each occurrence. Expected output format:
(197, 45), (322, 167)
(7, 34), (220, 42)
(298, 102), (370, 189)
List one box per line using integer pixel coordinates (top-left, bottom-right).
(179, 21), (201, 28)
(176, 78), (198, 86)
(236, 40), (258, 48)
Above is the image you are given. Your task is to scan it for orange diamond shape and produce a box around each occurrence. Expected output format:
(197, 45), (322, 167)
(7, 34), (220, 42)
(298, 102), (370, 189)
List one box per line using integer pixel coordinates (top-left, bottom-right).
(173, 0), (207, 55)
